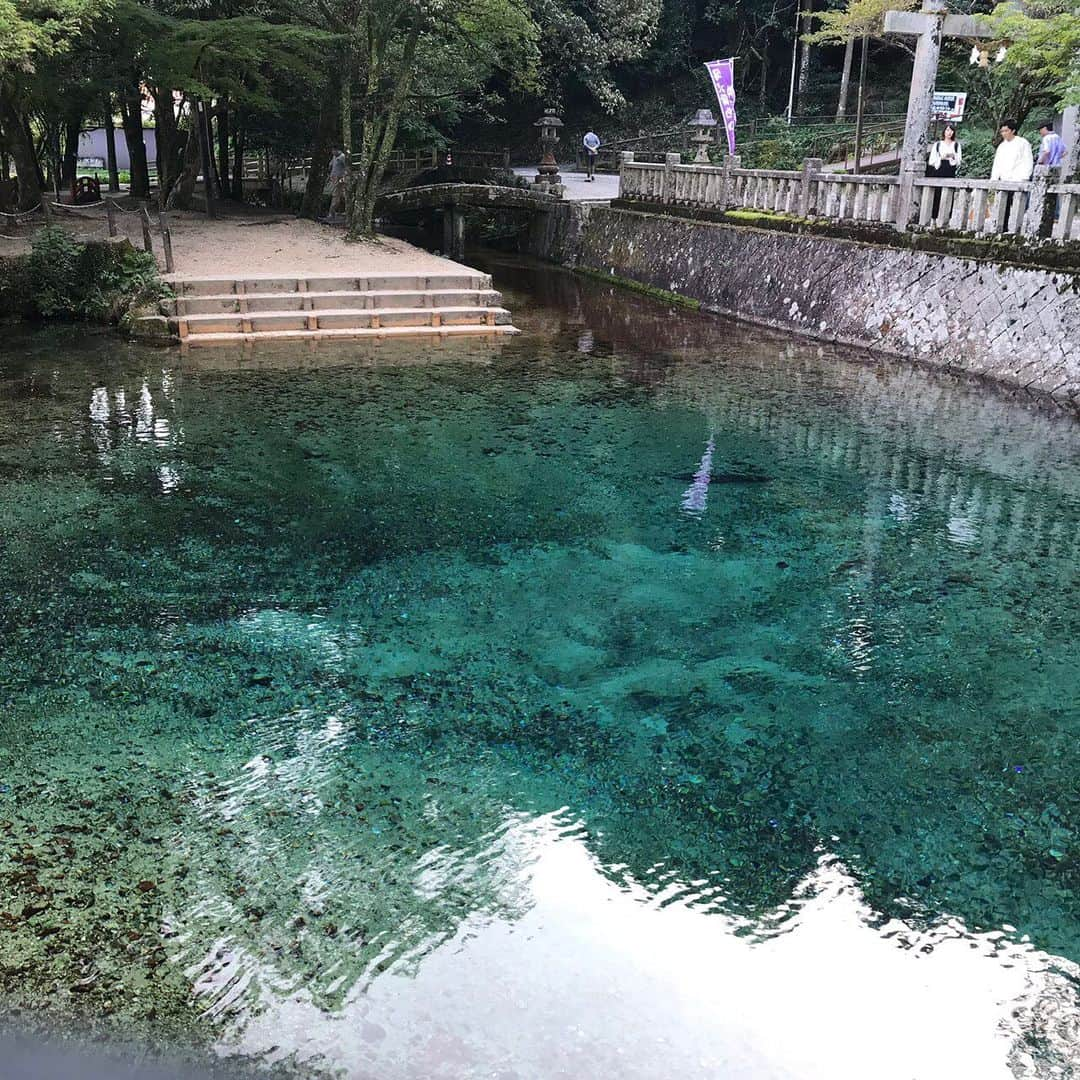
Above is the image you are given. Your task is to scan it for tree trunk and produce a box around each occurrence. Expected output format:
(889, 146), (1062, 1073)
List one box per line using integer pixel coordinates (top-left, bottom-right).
(26, 119), (45, 187)
(341, 72), (352, 153)
(347, 29), (419, 238)
(103, 99), (120, 192)
(47, 126), (62, 197)
(120, 84), (150, 198)
(0, 92), (42, 209)
(796, 0), (815, 115)
(195, 98), (216, 216)
(167, 122), (200, 210)
(152, 87), (180, 199)
(836, 37), (855, 121)
(231, 115), (245, 201)
(301, 77), (340, 219)
(62, 115), (82, 188)
(216, 98), (230, 196)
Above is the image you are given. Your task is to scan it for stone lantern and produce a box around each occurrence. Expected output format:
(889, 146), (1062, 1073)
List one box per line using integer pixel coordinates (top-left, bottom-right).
(689, 108), (717, 163)
(534, 109), (564, 185)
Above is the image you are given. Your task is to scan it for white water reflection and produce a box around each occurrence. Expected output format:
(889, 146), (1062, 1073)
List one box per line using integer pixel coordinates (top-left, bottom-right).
(205, 814), (1080, 1080)
(85, 377), (182, 487)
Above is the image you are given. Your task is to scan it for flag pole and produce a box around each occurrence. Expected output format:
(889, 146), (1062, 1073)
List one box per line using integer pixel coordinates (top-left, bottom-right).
(786, 4), (801, 124)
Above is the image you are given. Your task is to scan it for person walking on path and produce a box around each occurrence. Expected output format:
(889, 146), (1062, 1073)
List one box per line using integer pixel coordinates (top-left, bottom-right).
(583, 130), (600, 181)
(990, 120), (1033, 227)
(927, 123), (962, 220)
(326, 147), (349, 220)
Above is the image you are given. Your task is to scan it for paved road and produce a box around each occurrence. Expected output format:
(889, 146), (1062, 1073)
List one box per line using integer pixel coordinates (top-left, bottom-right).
(512, 168), (620, 202)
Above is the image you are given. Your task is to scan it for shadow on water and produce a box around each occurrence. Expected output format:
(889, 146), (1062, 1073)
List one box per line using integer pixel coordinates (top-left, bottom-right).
(0, 258), (1079, 1077)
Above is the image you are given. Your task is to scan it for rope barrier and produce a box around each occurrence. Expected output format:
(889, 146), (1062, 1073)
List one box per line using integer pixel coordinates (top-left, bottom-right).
(0, 203), (43, 222)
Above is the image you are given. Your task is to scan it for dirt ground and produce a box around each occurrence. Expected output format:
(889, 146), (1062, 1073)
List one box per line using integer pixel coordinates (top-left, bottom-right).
(0, 200), (466, 279)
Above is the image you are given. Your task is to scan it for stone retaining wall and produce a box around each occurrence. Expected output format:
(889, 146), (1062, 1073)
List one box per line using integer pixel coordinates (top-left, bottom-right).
(528, 204), (1080, 408)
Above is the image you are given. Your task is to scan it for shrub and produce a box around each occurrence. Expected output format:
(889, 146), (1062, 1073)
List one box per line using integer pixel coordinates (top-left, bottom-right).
(3, 227), (166, 322)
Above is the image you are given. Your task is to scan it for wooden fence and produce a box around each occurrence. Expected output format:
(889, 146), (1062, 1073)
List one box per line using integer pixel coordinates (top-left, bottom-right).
(619, 152), (1080, 242)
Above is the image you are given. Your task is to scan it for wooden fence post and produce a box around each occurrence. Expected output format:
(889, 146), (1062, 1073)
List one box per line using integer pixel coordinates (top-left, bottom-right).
(800, 157), (823, 217)
(40, 198), (52, 225)
(106, 200), (117, 237)
(140, 204), (153, 254)
(158, 210), (174, 272)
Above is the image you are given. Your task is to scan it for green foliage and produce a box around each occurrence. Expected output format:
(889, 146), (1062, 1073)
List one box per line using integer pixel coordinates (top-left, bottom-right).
(4, 227), (165, 322)
(0, 0), (102, 71)
(982, 0), (1080, 110)
(804, 0), (915, 44)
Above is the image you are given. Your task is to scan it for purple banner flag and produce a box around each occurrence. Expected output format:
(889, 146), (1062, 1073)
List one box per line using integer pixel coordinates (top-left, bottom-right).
(705, 59), (737, 156)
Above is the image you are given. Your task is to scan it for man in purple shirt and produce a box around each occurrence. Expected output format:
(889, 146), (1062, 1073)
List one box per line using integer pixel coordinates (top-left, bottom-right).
(1038, 121), (1066, 167)
(1039, 122), (1067, 223)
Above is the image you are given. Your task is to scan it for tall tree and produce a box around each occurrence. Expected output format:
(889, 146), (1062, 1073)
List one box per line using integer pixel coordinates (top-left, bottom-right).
(0, 0), (101, 207)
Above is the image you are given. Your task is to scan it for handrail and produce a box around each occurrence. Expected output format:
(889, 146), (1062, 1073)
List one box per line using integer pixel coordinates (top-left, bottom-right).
(618, 153), (1076, 241)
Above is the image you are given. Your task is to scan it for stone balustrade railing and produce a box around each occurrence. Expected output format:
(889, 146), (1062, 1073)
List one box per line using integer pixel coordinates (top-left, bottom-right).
(619, 152), (1079, 243)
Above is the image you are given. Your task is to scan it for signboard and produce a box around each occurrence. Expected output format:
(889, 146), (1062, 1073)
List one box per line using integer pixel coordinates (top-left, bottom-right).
(705, 59), (737, 156)
(79, 157), (106, 168)
(931, 92), (967, 122)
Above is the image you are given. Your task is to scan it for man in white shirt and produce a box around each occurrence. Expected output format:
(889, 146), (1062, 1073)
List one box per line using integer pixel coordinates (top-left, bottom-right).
(990, 120), (1033, 227)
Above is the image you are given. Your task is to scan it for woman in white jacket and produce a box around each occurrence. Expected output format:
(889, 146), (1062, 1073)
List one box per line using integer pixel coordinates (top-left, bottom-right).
(927, 124), (962, 219)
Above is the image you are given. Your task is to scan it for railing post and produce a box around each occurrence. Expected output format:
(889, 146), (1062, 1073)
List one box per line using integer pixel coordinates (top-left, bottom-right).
(800, 157), (823, 217)
(894, 160), (925, 232)
(106, 200), (117, 237)
(721, 154), (738, 208)
(1021, 165), (1050, 238)
(662, 152), (680, 203)
(618, 150), (634, 199)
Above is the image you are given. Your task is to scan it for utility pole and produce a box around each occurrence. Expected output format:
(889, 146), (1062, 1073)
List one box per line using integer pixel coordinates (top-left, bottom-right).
(854, 35), (869, 171)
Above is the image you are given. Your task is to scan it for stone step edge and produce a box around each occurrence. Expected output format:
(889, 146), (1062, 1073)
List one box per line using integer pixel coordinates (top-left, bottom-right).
(163, 270), (487, 282)
(178, 324), (521, 346)
(176, 306), (511, 326)
(170, 288), (501, 305)
(164, 272), (492, 292)
(167, 290), (503, 315)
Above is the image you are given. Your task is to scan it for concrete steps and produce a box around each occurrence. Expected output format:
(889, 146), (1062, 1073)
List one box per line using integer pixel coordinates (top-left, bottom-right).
(159, 270), (519, 346)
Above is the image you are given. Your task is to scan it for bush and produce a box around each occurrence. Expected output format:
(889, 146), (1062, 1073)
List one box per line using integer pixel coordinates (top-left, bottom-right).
(2, 227), (166, 322)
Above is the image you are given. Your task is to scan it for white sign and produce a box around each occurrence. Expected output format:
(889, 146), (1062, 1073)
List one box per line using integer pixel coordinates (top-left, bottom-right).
(931, 92), (967, 122)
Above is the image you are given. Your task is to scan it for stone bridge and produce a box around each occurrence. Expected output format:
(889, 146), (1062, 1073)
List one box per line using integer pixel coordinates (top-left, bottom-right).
(377, 183), (560, 260)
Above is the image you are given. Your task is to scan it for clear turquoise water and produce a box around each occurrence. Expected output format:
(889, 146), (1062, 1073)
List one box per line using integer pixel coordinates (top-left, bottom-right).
(1, 260), (1079, 1078)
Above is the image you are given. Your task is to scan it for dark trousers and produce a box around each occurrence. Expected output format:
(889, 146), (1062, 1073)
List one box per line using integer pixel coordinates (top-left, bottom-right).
(927, 161), (956, 220)
(585, 151), (596, 179)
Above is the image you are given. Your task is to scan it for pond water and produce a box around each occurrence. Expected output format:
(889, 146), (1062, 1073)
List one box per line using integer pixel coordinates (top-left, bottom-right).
(1, 259), (1079, 1079)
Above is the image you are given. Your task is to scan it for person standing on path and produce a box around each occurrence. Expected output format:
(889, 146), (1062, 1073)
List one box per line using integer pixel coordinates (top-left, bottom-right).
(1038, 121), (1067, 222)
(990, 120), (1033, 227)
(583, 130), (600, 181)
(327, 147), (349, 220)
(927, 123), (962, 220)
(1038, 121), (1066, 168)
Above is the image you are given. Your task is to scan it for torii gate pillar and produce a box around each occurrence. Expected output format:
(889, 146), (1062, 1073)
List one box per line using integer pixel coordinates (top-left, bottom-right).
(884, 0), (991, 228)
